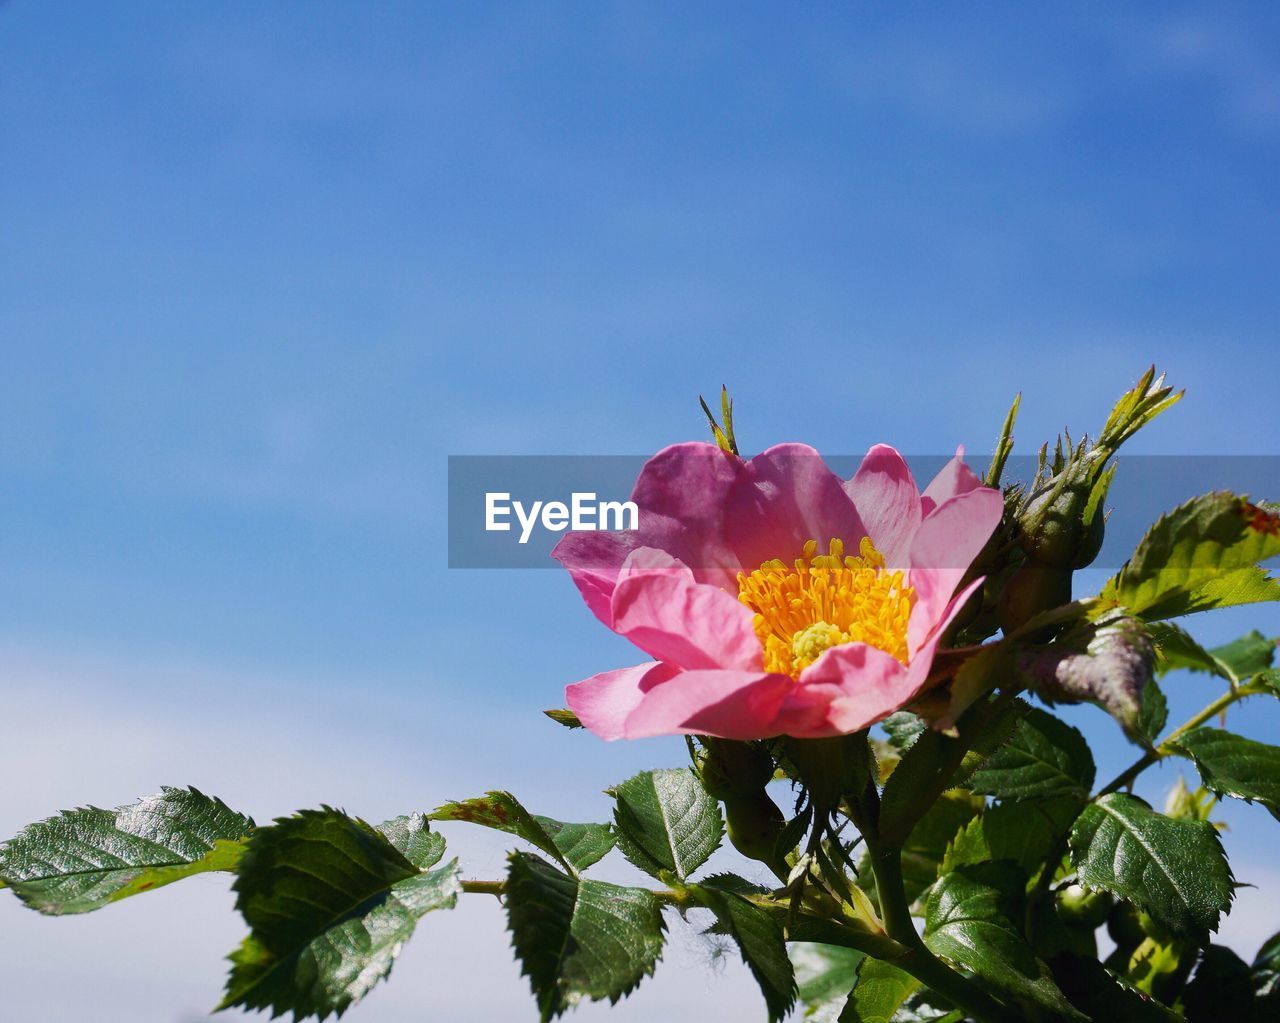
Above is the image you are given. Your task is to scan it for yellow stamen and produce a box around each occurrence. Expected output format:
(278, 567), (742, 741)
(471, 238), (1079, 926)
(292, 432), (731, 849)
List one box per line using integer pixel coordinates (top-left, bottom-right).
(736, 537), (914, 678)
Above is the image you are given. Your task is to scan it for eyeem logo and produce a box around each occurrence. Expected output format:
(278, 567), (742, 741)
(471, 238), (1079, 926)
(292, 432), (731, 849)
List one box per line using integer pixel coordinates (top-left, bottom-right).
(485, 492), (639, 544)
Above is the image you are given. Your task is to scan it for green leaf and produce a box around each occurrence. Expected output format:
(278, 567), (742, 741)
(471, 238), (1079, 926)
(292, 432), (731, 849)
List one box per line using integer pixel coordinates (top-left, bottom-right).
(789, 941), (862, 1021)
(220, 808), (460, 1019)
(1259, 668), (1280, 697)
(1150, 622), (1278, 683)
(838, 956), (919, 1022)
(1182, 945), (1258, 1023)
(1097, 491), (1280, 620)
(881, 712), (926, 751)
(878, 695), (1023, 845)
(1069, 793), (1234, 939)
(534, 817), (616, 871)
(610, 769), (722, 880)
(506, 851), (665, 1022)
(430, 791), (613, 873)
(1137, 678), (1169, 745)
(942, 796), (1082, 875)
(1048, 953), (1182, 1022)
(1148, 620), (1232, 678)
(378, 813), (447, 867)
(969, 708), (1095, 801)
(1255, 931), (1280, 1010)
(924, 863), (1085, 1021)
(1170, 728), (1280, 820)
(1209, 630), (1277, 678)
(683, 882), (795, 1021)
(0, 786), (252, 915)
(899, 791), (983, 906)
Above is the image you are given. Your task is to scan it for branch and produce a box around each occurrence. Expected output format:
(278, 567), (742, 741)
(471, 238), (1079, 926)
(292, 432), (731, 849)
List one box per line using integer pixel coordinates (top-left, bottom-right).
(1098, 679), (1270, 796)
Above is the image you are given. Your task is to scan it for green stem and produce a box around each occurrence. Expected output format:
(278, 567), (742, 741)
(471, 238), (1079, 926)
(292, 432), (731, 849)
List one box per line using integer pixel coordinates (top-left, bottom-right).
(893, 945), (1026, 1023)
(1005, 598), (1095, 643)
(863, 838), (1023, 1023)
(1098, 680), (1268, 796)
(865, 841), (920, 948)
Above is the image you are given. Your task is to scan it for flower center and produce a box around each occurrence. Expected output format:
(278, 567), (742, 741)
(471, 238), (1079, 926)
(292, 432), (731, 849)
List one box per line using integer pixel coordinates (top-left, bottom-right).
(736, 537), (915, 678)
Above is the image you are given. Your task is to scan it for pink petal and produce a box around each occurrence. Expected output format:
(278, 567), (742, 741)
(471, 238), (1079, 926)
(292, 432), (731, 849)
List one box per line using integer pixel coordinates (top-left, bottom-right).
(565, 661), (681, 741)
(552, 530), (640, 627)
(906, 486), (1004, 646)
(795, 642), (914, 735)
(629, 441), (745, 586)
(725, 443), (866, 571)
(844, 444), (922, 566)
(921, 445), (985, 517)
(621, 669), (792, 740)
(552, 442), (744, 617)
(611, 553), (763, 671)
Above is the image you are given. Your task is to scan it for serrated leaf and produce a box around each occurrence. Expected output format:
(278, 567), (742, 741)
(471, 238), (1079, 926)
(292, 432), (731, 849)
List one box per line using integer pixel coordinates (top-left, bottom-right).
(924, 863), (1085, 1020)
(969, 708), (1095, 801)
(790, 941), (862, 1021)
(1209, 630), (1277, 678)
(1098, 491), (1280, 620)
(878, 695), (1023, 845)
(881, 712), (926, 751)
(1137, 678), (1169, 745)
(430, 791), (612, 873)
(378, 814), (447, 868)
(534, 817), (616, 871)
(1259, 668), (1280, 697)
(0, 786), (253, 915)
(220, 808), (460, 1019)
(1048, 953), (1182, 1022)
(610, 769), (722, 880)
(1151, 623), (1278, 684)
(1170, 728), (1280, 821)
(838, 956), (919, 1022)
(1069, 793), (1233, 939)
(1148, 620), (1232, 678)
(942, 796), (1082, 875)
(699, 871), (769, 895)
(506, 851), (664, 1022)
(684, 883), (795, 1021)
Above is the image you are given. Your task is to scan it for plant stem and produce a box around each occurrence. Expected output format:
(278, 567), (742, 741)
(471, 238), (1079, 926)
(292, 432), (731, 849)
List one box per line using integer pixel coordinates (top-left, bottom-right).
(1098, 680), (1268, 796)
(864, 841), (920, 948)
(862, 837), (1023, 1023)
(1027, 680), (1270, 937)
(894, 945), (1026, 1023)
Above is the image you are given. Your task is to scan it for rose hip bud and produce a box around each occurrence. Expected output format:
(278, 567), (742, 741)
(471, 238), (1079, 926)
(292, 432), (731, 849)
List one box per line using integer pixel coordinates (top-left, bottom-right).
(998, 561), (1074, 634)
(694, 738), (775, 801)
(1019, 479), (1108, 570)
(723, 790), (787, 867)
(1056, 884), (1112, 928)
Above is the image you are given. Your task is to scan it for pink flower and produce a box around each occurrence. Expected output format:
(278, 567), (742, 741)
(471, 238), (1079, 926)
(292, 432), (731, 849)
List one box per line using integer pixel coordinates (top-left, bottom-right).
(553, 443), (1004, 741)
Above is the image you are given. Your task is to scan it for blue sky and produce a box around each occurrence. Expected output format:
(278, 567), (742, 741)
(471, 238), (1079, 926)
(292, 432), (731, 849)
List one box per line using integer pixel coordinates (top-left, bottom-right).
(1, 3), (1279, 1021)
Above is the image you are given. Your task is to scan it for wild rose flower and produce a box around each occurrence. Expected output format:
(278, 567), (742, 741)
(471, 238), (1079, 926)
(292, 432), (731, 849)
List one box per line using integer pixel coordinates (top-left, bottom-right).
(553, 443), (1003, 740)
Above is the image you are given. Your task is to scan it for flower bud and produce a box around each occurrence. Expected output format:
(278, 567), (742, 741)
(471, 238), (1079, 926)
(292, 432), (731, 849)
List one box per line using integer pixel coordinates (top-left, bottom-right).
(723, 790), (787, 868)
(693, 738), (775, 801)
(783, 733), (874, 813)
(1018, 474), (1108, 570)
(998, 560), (1074, 635)
(1057, 883), (1112, 928)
